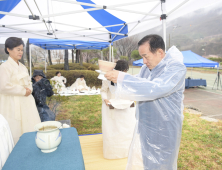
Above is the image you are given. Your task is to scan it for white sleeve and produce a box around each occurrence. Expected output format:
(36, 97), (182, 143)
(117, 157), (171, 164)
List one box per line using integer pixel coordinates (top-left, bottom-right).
(0, 65), (26, 96)
(100, 80), (109, 100)
(116, 62), (186, 101)
(84, 80), (87, 89)
(63, 76), (67, 83)
(51, 77), (56, 81)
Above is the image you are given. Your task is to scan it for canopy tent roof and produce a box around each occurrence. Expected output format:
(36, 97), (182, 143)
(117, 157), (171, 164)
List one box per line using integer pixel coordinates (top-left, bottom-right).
(182, 50), (219, 68)
(133, 50), (220, 68)
(0, 0), (219, 43)
(29, 38), (112, 50)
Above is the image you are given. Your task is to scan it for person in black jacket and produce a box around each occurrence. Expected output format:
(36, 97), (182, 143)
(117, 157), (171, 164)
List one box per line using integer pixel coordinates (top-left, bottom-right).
(32, 70), (55, 122)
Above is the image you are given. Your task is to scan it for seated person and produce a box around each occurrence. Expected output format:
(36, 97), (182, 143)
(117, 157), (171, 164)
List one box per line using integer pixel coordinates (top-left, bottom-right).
(70, 75), (88, 91)
(51, 71), (67, 92)
(32, 70), (55, 122)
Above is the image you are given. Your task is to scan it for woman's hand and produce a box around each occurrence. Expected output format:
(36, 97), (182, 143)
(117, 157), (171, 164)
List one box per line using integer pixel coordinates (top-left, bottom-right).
(104, 99), (110, 106)
(24, 87), (31, 96)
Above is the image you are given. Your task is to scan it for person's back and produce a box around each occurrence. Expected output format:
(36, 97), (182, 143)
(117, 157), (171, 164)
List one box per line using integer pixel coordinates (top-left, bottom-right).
(100, 60), (136, 159)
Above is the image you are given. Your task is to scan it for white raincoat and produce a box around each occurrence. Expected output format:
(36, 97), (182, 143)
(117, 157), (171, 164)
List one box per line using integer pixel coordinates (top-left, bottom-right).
(70, 78), (88, 91)
(100, 80), (136, 159)
(115, 46), (186, 170)
(0, 57), (41, 144)
(51, 76), (67, 92)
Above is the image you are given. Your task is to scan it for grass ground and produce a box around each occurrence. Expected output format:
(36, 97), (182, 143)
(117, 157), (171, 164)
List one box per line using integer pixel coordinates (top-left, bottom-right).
(56, 95), (102, 135)
(56, 95), (222, 169)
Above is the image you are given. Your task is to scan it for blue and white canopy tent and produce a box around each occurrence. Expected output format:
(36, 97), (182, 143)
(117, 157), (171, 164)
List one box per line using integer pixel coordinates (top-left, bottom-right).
(29, 38), (113, 73)
(0, 0), (220, 75)
(29, 39), (111, 50)
(133, 50), (220, 68)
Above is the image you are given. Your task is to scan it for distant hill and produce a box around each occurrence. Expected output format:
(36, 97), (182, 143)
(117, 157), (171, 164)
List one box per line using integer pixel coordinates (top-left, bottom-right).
(137, 2), (222, 57)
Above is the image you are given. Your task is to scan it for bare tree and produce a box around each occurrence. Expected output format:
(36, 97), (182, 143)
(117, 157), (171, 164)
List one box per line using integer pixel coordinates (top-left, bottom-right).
(51, 50), (63, 64)
(72, 49), (75, 63)
(32, 46), (48, 65)
(80, 50), (83, 66)
(64, 50), (69, 70)
(48, 50), (53, 65)
(102, 47), (117, 61)
(114, 36), (138, 62)
(26, 39), (34, 68)
(76, 50), (80, 63)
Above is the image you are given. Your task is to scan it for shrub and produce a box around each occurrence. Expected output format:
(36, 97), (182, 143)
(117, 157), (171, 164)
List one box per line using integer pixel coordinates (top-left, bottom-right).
(120, 56), (129, 61)
(208, 57), (222, 62)
(34, 63), (99, 71)
(45, 70), (102, 88)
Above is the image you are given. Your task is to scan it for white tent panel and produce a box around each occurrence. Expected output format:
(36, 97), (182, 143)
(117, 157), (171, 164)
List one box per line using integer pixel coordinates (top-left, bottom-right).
(0, 0), (220, 42)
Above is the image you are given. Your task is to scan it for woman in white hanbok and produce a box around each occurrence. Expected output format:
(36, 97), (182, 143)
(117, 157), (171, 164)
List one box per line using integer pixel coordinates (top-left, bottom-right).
(100, 60), (136, 159)
(51, 72), (67, 92)
(0, 37), (41, 144)
(70, 75), (88, 91)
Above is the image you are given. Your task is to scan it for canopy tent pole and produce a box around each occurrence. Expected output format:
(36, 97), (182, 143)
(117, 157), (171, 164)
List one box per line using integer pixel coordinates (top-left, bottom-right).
(191, 67), (193, 78)
(74, 49), (76, 62)
(161, 0), (167, 51)
(132, 60), (134, 75)
(101, 49), (103, 60)
(29, 44), (32, 76)
(109, 43), (111, 62)
(45, 49), (47, 73)
(112, 46), (114, 62)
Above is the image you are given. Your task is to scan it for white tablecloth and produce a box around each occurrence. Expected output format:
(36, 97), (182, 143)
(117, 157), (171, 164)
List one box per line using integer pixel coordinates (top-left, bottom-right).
(55, 90), (101, 97)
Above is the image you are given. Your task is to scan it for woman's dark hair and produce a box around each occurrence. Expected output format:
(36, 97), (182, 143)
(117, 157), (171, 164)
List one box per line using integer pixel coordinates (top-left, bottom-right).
(114, 60), (129, 72)
(5, 37), (25, 54)
(56, 71), (61, 76)
(80, 75), (85, 78)
(138, 34), (165, 54)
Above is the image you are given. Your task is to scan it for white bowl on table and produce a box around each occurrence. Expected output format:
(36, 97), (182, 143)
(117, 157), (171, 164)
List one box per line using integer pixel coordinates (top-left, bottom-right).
(34, 121), (62, 153)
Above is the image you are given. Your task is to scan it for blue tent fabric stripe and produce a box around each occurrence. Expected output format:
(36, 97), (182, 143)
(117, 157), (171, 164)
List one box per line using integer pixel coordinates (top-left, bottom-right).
(29, 38), (112, 50)
(0, 0), (21, 19)
(133, 50), (219, 68)
(77, 0), (128, 42)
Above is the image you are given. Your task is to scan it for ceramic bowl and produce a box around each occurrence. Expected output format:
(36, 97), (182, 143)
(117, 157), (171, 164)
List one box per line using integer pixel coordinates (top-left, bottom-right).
(98, 60), (116, 73)
(34, 121), (62, 153)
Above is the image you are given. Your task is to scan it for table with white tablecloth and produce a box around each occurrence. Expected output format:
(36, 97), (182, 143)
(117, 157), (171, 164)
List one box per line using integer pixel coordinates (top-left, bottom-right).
(56, 90), (100, 97)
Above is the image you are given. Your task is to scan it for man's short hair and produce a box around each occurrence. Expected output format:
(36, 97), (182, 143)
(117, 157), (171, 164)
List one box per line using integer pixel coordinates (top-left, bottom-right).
(80, 75), (84, 78)
(138, 34), (165, 54)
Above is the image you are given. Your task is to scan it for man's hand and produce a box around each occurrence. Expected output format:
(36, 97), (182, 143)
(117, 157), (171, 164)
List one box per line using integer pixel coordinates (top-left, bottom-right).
(104, 99), (110, 106)
(24, 87), (31, 96)
(105, 70), (119, 83)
